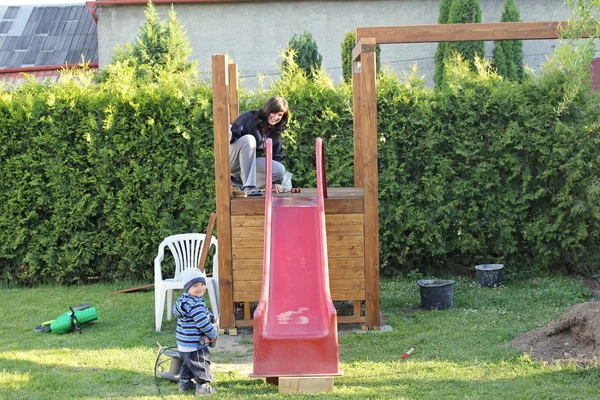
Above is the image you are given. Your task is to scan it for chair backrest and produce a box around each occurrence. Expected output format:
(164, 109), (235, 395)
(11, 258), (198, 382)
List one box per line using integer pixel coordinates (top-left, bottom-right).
(162, 233), (218, 280)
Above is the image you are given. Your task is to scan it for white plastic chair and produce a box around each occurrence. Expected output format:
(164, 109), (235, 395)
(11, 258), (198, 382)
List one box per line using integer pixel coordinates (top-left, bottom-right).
(154, 233), (219, 332)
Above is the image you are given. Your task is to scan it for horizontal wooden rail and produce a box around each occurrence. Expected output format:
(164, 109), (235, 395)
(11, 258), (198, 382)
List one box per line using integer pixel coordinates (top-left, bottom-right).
(356, 21), (569, 44)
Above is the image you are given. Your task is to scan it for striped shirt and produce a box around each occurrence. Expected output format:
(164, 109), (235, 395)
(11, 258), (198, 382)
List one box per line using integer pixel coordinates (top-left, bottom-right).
(172, 292), (218, 352)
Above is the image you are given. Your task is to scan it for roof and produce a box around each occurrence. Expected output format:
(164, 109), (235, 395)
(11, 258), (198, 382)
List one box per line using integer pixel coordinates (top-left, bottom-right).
(0, 5), (98, 86)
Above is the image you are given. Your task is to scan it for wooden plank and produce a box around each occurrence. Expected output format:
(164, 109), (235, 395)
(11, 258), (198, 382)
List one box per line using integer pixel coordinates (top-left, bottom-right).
(233, 269), (364, 283)
(232, 247), (263, 259)
(338, 315), (365, 324)
(212, 54), (235, 329)
(232, 258), (263, 268)
(278, 377), (334, 394)
(231, 212), (363, 226)
(356, 21), (566, 44)
(327, 224), (363, 236)
(330, 279), (365, 291)
(359, 44), (381, 328)
(326, 214), (363, 225)
(328, 257), (364, 269)
(109, 283), (154, 294)
(332, 289), (365, 300)
(234, 280), (262, 291)
(234, 290), (262, 302)
(232, 226), (263, 237)
(231, 215), (264, 227)
(232, 238), (264, 248)
(354, 300), (361, 317)
(228, 63), (239, 121)
(243, 301), (251, 320)
(232, 235), (363, 249)
(352, 38), (366, 186)
(328, 235), (363, 248)
(234, 289), (365, 303)
(233, 269), (262, 281)
(233, 246), (364, 259)
(197, 213), (216, 272)
(328, 246), (364, 258)
(329, 268), (364, 280)
(231, 195), (363, 215)
(234, 224), (364, 236)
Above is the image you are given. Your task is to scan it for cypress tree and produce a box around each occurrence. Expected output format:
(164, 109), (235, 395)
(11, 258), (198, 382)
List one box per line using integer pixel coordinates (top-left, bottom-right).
(96, 1), (195, 83)
(444, 0), (485, 74)
(434, 0), (454, 88)
(341, 31), (382, 84)
(282, 31), (323, 80)
(493, 0), (524, 81)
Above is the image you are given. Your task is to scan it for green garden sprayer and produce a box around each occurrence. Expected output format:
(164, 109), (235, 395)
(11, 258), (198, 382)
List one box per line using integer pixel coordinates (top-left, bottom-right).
(34, 303), (98, 334)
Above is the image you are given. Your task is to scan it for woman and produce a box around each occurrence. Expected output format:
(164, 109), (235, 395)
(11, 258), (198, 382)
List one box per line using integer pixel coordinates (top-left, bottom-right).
(229, 96), (289, 195)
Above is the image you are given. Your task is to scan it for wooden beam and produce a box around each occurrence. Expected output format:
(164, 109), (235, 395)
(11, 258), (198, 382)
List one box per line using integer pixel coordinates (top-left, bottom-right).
(352, 42), (362, 187)
(352, 37), (377, 63)
(197, 212), (216, 272)
(356, 21), (567, 44)
(212, 55), (234, 329)
(358, 40), (381, 329)
(228, 63), (239, 121)
(278, 377), (334, 394)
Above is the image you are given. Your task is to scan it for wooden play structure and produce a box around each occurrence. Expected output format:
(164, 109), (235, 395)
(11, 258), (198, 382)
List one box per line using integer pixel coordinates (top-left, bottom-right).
(212, 54), (380, 332)
(212, 19), (569, 333)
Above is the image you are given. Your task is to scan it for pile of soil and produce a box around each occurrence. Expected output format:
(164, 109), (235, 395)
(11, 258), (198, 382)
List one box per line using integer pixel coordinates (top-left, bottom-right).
(510, 279), (600, 364)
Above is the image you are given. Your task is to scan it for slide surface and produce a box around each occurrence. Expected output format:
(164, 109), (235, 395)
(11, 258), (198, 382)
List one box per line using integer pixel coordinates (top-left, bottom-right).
(252, 138), (341, 377)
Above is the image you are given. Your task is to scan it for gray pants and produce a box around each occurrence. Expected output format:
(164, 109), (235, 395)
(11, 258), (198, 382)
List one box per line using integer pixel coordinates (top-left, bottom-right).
(179, 348), (213, 384)
(230, 135), (285, 187)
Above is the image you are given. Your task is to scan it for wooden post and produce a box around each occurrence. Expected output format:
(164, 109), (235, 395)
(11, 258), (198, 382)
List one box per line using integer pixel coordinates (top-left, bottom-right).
(228, 63), (239, 121)
(358, 38), (380, 328)
(352, 36), (363, 188)
(212, 55), (235, 329)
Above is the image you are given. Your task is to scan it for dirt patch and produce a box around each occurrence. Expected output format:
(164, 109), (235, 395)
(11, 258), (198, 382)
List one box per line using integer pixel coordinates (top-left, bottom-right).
(510, 299), (600, 364)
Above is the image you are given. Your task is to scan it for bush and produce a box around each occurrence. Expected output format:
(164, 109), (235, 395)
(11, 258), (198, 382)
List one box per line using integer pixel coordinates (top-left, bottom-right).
(2, 31), (600, 284)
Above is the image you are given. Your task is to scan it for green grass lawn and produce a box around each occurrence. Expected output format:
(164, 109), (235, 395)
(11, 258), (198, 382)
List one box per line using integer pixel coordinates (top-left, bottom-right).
(1, 276), (598, 399)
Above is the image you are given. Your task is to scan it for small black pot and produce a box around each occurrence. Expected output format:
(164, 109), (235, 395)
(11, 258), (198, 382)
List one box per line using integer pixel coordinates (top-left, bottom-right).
(475, 264), (504, 288)
(417, 279), (454, 310)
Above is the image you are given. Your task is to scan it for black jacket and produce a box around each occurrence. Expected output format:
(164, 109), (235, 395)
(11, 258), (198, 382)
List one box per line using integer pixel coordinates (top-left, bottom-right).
(230, 110), (284, 162)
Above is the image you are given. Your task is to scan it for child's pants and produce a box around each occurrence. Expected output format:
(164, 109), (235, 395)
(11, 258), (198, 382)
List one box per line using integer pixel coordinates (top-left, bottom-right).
(230, 135), (286, 187)
(179, 348), (213, 384)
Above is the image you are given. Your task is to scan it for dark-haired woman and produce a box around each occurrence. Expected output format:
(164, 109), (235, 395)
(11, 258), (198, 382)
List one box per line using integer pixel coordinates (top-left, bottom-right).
(229, 96), (289, 195)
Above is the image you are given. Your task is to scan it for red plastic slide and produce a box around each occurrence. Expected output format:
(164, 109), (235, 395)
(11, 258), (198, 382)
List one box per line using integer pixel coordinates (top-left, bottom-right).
(251, 138), (341, 377)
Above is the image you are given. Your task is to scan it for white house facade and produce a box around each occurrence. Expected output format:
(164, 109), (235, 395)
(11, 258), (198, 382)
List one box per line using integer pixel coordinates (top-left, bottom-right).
(94, 0), (575, 88)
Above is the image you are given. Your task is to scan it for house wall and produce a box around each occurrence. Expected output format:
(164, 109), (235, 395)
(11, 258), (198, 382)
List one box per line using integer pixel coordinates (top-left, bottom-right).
(96, 0), (574, 88)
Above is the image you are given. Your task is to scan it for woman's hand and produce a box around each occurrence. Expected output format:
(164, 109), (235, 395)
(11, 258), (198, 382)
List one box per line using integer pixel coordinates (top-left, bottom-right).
(273, 184), (283, 193)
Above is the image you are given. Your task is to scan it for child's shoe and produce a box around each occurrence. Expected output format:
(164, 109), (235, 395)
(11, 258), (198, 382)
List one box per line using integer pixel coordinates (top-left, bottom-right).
(178, 379), (195, 392)
(196, 382), (217, 395)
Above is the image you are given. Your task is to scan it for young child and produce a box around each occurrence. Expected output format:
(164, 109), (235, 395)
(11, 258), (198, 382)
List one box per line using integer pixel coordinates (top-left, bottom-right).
(172, 268), (219, 395)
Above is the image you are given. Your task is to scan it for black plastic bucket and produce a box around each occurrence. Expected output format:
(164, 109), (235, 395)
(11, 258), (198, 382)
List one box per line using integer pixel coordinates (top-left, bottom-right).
(417, 279), (454, 310)
(475, 264), (504, 288)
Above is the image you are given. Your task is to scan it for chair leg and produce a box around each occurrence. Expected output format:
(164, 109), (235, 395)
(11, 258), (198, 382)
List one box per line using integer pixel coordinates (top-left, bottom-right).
(155, 287), (166, 332)
(166, 289), (173, 321)
(206, 278), (220, 323)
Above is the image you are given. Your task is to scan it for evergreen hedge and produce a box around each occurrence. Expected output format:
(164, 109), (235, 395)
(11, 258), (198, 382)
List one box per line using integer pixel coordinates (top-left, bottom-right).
(1, 50), (599, 285)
